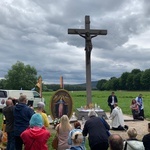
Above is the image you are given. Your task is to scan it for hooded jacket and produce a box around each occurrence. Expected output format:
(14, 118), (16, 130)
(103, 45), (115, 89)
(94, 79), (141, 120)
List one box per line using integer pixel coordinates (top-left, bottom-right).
(13, 103), (34, 136)
(21, 126), (50, 150)
(123, 139), (145, 150)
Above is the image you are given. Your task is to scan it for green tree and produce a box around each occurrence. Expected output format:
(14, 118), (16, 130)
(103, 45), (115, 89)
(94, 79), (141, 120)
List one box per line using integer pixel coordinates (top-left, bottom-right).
(133, 72), (142, 90)
(126, 74), (134, 90)
(5, 61), (37, 90)
(141, 69), (150, 90)
(131, 69), (141, 74)
(96, 79), (107, 90)
(0, 79), (7, 89)
(119, 72), (129, 90)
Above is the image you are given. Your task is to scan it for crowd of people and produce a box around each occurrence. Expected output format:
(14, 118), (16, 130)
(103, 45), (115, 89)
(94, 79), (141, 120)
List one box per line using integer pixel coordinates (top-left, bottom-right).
(0, 92), (149, 150)
(2, 95), (51, 150)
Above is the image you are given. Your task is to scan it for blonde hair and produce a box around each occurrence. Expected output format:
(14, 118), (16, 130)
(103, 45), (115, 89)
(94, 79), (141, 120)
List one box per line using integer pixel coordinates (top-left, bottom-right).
(60, 115), (72, 131)
(127, 128), (137, 138)
(72, 132), (83, 145)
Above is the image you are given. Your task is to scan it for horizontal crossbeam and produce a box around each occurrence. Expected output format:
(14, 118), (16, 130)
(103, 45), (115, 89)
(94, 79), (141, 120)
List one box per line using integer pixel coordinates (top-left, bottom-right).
(68, 29), (107, 35)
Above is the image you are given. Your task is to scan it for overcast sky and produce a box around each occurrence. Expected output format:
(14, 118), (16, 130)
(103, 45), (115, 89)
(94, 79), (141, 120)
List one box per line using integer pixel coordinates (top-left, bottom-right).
(0, 0), (150, 84)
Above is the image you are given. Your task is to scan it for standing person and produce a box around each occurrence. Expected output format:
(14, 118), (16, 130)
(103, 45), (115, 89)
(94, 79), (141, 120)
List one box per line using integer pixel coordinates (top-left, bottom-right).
(109, 103), (128, 131)
(82, 110), (110, 150)
(108, 134), (123, 150)
(107, 92), (118, 113)
(68, 121), (86, 150)
(13, 95), (34, 150)
(55, 115), (72, 150)
(124, 128), (144, 150)
(21, 113), (50, 150)
(36, 102), (50, 128)
(142, 123), (150, 150)
(2, 98), (15, 150)
(135, 94), (144, 118)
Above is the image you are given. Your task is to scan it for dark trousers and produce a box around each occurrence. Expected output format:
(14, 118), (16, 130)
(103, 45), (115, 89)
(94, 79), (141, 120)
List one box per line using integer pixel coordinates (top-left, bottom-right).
(7, 131), (15, 150)
(139, 109), (144, 118)
(91, 142), (109, 150)
(109, 105), (114, 113)
(15, 136), (23, 150)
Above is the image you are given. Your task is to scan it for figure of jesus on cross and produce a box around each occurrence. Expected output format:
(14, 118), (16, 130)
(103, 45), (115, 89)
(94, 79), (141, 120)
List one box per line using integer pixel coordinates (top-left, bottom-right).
(68, 16), (107, 106)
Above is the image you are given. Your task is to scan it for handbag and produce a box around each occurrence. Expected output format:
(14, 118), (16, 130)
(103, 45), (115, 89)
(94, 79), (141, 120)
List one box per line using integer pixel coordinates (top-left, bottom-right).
(52, 125), (59, 149)
(52, 136), (58, 149)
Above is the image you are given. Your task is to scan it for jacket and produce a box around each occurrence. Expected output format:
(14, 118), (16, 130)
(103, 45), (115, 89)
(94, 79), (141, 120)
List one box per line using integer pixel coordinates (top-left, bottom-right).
(13, 103), (34, 136)
(142, 133), (150, 150)
(107, 95), (118, 106)
(69, 146), (84, 150)
(2, 105), (14, 132)
(21, 126), (50, 150)
(124, 139), (145, 150)
(68, 129), (86, 150)
(82, 116), (110, 148)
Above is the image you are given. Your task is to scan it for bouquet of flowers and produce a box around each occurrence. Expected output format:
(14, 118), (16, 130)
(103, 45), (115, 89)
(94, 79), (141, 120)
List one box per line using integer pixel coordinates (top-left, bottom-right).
(53, 118), (60, 128)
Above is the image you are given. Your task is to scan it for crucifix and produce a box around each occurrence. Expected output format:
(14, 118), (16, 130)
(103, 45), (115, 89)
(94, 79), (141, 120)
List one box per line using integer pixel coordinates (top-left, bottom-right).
(68, 15), (107, 106)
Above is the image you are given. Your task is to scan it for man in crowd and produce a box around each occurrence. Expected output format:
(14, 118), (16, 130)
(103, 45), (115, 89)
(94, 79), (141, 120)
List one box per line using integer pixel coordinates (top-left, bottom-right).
(136, 94), (144, 118)
(82, 110), (110, 150)
(13, 95), (34, 150)
(107, 92), (118, 113)
(2, 97), (15, 150)
(108, 134), (123, 150)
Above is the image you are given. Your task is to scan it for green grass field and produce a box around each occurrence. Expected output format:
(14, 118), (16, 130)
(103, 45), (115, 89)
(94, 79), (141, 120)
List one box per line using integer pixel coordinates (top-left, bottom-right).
(44, 90), (150, 119)
(1, 90), (150, 150)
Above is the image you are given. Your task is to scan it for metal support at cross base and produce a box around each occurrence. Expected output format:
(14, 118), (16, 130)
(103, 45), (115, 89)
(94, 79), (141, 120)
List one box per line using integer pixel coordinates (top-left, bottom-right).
(68, 15), (107, 106)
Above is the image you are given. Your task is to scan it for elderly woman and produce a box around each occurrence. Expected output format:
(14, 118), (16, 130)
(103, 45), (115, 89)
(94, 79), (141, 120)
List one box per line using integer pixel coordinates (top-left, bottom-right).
(123, 128), (144, 150)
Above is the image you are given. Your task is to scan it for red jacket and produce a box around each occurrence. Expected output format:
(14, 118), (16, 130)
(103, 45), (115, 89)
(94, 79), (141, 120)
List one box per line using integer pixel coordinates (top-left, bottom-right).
(21, 126), (50, 150)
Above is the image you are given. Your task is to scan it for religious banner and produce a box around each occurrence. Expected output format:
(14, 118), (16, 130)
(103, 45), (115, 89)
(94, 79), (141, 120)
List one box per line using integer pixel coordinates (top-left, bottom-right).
(50, 89), (73, 120)
(35, 76), (42, 97)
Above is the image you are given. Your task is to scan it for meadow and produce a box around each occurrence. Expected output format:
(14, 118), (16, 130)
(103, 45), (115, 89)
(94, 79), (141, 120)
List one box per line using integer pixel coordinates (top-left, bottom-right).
(44, 90), (150, 119)
(1, 90), (150, 150)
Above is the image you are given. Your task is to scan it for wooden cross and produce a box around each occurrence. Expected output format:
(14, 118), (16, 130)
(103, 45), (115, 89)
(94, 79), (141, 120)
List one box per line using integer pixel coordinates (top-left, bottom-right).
(68, 15), (107, 106)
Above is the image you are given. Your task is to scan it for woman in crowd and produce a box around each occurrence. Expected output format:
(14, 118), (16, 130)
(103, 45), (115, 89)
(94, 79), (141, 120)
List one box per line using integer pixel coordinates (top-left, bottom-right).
(130, 99), (144, 120)
(123, 128), (144, 150)
(55, 115), (72, 150)
(142, 123), (150, 150)
(68, 121), (86, 150)
(130, 99), (139, 119)
(21, 113), (50, 150)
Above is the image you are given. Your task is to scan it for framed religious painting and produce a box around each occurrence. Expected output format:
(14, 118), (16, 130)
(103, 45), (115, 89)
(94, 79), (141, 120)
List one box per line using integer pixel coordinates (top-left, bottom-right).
(50, 89), (73, 120)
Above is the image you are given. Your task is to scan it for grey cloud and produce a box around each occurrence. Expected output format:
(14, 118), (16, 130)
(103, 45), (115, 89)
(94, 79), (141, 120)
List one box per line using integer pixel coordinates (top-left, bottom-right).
(0, 0), (150, 84)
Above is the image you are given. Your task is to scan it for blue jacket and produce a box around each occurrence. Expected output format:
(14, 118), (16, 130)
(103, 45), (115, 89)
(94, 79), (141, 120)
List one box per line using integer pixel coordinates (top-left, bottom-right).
(69, 146), (84, 150)
(68, 129), (86, 150)
(13, 103), (34, 136)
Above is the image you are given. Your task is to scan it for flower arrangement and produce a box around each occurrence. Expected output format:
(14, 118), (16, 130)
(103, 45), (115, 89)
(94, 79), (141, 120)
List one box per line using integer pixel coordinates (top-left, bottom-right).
(53, 118), (60, 128)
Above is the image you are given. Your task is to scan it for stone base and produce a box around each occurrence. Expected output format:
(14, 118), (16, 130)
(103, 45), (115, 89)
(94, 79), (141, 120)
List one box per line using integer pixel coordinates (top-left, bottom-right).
(76, 108), (107, 120)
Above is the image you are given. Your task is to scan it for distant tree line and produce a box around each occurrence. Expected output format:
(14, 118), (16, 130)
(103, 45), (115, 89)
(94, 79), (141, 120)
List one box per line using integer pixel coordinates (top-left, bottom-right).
(1, 61), (150, 91)
(96, 69), (150, 91)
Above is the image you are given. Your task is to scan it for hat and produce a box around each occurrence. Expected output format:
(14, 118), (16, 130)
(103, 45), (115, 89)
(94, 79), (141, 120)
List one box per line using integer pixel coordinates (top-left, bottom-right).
(37, 102), (45, 108)
(88, 109), (98, 117)
(29, 113), (43, 127)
